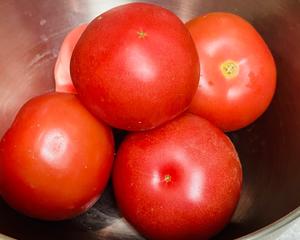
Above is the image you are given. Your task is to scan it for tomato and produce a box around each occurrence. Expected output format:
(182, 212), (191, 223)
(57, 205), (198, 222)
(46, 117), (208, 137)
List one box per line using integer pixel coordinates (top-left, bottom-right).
(54, 23), (87, 94)
(186, 12), (276, 132)
(113, 113), (242, 239)
(71, 3), (200, 131)
(0, 93), (114, 220)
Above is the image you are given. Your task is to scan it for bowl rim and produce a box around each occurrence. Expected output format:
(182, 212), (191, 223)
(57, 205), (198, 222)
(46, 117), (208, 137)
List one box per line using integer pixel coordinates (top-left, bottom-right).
(236, 206), (300, 239)
(0, 233), (14, 240)
(0, 207), (299, 239)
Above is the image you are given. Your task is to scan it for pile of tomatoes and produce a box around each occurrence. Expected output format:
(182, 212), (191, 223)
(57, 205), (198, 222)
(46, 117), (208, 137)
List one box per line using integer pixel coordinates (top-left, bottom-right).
(0, 2), (276, 239)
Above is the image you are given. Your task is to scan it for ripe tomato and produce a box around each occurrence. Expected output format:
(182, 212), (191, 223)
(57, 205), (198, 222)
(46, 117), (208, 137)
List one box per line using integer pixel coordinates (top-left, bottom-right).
(54, 23), (87, 94)
(0, 93), (114, 220)
(71, 3), (199, 131)
(187, 12), (276, 131)
(113, 113), (242, 239)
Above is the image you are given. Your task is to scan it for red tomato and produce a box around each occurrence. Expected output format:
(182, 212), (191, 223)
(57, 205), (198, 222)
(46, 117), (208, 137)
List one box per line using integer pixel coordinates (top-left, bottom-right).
(54, 23), (87, 94)
(113, 113), (242, 239)
(71, 3), (199, 131)
(187, 12), (276, 131)
(0, 93), (114, 220)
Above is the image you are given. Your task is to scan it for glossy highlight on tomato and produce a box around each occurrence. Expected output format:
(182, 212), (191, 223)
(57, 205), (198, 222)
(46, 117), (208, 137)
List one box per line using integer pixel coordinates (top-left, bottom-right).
(113, 113), (242, 239)
(0, 93), (114, 220)
(187, 12), (276, 131)
(71, 2), (200, 131)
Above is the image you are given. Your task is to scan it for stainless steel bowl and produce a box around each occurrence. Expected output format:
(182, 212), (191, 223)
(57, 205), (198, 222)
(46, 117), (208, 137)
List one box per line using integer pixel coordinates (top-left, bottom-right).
(1, 0), (300, 239)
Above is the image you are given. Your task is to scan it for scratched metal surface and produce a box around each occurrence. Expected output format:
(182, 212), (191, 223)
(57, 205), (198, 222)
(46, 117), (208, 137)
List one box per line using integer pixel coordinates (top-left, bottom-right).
(0, 0), (300, 239)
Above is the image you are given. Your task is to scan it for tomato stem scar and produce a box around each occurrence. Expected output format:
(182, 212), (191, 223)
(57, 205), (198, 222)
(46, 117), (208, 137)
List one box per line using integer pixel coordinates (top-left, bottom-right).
(164, 174), (172, 183)
(137, 30), (148, 39)
(220, 60), (239, 79)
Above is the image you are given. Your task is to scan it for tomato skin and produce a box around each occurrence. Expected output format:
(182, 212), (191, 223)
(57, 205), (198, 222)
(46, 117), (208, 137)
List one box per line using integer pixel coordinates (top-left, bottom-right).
(187, 12), (276, 131)
(113, 113), (242, 239)
(0, 93), (114, 220)
(54, 23), (87, 94)
(71, 3), (200, 131)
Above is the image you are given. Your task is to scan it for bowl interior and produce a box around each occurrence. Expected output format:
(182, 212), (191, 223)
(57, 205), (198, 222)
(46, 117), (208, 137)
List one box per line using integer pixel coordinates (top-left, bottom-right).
(1, 0), (300, 239)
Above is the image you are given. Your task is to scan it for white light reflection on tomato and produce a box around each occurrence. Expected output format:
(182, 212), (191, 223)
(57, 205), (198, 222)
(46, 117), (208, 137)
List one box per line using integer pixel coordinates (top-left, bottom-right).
(39, 129), (69, 168)
(187, 170), (204, 202)
(151, 170), (160, 189)
(125, 44), (157, 82)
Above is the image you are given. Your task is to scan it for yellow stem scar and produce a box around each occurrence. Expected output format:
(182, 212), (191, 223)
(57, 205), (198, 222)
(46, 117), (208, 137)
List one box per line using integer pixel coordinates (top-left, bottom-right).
(220, 60), (239, 79)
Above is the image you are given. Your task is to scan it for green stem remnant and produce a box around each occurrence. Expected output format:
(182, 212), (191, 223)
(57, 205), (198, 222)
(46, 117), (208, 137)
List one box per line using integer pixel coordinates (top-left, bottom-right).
(164, 174), (172, 183)
(137, 30), (148, 39)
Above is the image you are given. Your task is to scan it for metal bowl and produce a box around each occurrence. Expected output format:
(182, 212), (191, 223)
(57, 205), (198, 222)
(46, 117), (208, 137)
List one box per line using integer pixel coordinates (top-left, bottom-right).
(1, 0), (300, 239)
